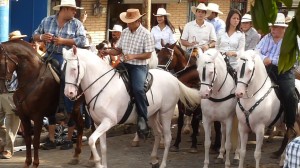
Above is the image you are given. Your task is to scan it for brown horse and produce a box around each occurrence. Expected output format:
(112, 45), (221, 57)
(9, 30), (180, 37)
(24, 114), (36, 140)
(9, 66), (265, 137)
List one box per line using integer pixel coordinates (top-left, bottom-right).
(157, 42), (202, 152)
(0, 40), (84, 167)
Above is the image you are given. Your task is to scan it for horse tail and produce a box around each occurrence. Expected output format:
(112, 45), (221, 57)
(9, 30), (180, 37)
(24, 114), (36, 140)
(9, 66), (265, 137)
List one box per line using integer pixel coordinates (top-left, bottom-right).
(177, 80), (201, 108)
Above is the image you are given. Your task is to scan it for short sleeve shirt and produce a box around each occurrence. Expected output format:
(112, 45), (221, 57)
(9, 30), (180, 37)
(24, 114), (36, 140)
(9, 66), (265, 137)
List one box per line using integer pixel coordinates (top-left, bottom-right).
(116, 24), (155, 65)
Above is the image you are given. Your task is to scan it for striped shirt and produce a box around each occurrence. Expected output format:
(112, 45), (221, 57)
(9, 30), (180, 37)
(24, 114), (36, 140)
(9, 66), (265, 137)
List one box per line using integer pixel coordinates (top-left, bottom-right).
(7, 71), (18, 92)
(32, 14), (86, 54)
(244, 27), (260, 50)
(206, 17), (225, 36)
(116, 24), (155, 65)
(284, 136), (300, 168)
(256, 33), (282, 66)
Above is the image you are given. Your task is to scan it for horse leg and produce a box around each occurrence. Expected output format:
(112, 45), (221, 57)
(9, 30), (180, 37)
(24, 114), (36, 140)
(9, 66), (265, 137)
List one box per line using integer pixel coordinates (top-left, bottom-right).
(224, 118), (233, 168)
(232, 134), (241, 166)
(69, 99), (84, 165)
(254, 126), (264, 168)
(32, 120), (43, 168)
(189, 110), (200, 153)
(20, 117), (32, 168)
(131, 132), (140, 147)
(215, 123), (226, 164)
(159, 112), (173, 168)
(99, 132), (107, 167)
(238, 123), (249, 168)
(88, 119), (113, 168)
(183, 115), (192, 134)
(149, 115), (161, 166)
(202, 117), (212, 168)
(170, 102), (184, 152)
(212, 121), (221, 152)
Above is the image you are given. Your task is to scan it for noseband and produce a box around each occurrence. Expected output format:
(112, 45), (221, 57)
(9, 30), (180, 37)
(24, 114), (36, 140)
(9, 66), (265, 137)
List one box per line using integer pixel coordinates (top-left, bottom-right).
(237, 58), (255, 87)
(157, 47), (174, 71)
(0, 43), (18, 81)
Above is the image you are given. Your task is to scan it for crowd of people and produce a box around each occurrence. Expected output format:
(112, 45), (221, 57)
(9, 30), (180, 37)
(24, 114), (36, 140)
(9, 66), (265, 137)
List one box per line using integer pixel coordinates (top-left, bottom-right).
(0, 0), (300, 166)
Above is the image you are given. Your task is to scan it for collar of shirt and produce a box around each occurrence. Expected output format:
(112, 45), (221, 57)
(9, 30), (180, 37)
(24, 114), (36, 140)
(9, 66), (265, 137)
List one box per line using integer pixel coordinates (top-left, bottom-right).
(192, 20), (208, 28)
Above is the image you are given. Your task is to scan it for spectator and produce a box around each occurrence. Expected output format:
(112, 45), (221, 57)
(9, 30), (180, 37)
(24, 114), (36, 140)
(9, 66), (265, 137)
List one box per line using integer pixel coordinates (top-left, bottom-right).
(8, 30), (27, 40)
(206, 3), (225, 36)
(240, 14), (260, 50)
(284, 136), (300, 168)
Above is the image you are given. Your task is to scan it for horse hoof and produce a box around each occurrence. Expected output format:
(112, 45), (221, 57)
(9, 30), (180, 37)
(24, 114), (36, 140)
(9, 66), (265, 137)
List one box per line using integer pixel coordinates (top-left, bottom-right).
(68, 158), (79, 165)
(159, 143), (164, 149)
(214, 158), (224, 164)
(131, 141), (139, 147)
(151, 162), (160, 168)
(232, 159), (239, 166)
(169, 146), (179, 152)
(189, 147), (198, 153)
(84, 160), (95, 167)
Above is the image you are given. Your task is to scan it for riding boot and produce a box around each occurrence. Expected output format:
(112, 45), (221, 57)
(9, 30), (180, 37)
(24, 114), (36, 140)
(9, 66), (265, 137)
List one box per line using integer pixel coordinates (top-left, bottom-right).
(137, 116), (150, 140)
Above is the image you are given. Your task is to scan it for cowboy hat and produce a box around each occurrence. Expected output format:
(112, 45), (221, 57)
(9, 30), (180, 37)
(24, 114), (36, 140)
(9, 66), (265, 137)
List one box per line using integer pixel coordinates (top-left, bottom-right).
(120, 9), (145, 24)
(9, 30), (27, 40)
(241, 14), (252, 23)
(206, 3), (223, 14)
(268, 13), (288, 27)
(108, 25), (123, 32)
(53, 0), (83, 11)
(191, 3), (210, 16)
(153, 8), (170, 16)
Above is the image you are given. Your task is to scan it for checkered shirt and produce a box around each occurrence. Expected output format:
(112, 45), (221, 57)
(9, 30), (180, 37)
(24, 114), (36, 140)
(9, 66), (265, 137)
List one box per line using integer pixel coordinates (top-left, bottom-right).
(284, 136), (300, 168)
(116, 24), (154, 65)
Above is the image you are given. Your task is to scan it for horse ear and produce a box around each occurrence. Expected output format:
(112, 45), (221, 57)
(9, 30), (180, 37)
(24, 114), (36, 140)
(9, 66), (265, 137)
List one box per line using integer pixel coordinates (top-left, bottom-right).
(72, 45), (77, 56)
(170, 42), (176, 49)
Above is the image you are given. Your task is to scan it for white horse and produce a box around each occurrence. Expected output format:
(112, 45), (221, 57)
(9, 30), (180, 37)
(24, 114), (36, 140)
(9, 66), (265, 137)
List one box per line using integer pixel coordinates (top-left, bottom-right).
(235, 50), (300, 168)
(197, 49), (238, 168)
(63, 47), (200, 168)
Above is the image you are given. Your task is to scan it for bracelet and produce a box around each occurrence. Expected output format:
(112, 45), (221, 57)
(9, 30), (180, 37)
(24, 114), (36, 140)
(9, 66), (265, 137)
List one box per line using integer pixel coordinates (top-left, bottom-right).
(39, 34), (43, 41)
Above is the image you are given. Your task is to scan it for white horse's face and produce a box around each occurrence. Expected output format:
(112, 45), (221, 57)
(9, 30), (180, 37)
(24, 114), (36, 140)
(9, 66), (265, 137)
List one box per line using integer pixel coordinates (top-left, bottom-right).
(235, 51), (256, 98)
(63, 47), (85, 99)
(197, 49), (218, 98)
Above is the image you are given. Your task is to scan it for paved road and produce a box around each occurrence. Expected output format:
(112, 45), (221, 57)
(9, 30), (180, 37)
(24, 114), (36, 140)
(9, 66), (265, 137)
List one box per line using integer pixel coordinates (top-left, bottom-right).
(1, 125), (283, 168)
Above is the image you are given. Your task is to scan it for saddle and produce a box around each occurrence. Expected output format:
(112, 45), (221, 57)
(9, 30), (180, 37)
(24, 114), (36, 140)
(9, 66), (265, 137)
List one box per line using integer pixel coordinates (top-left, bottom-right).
(115, 62), (154, 124)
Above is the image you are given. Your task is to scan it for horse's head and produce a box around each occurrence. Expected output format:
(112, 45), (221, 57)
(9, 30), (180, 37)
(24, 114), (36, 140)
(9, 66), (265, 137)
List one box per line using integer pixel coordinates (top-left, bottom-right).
(63, 46), (85, 99)
(0, 41), (19, 82)
(197, 48), (219, 98)
(157, 42), (176, 70)
(235, 50), (258, 98)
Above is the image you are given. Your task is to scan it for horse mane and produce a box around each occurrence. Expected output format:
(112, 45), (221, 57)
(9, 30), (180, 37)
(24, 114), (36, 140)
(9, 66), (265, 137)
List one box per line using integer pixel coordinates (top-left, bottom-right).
(3, 40), (40, 59)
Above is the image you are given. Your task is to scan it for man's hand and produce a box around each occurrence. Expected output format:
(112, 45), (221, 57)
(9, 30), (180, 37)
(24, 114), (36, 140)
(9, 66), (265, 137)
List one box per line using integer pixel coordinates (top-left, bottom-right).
(124, 54), (134, 61)
(225, 51), (236, 57)
(52, 36), (65, 45)
(263, 57), (272, 66)
(201, 44), (209, 52)
(41, 33), (54, 43)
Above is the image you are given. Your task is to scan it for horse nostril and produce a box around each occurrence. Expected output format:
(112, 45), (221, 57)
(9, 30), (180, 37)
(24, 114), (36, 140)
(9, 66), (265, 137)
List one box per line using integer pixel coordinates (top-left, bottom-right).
(70, 92), (73, 96)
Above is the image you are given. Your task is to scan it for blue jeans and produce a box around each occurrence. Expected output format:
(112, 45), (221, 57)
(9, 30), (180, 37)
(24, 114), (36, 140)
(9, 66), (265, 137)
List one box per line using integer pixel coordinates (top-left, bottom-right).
(124, 63), (148, 121)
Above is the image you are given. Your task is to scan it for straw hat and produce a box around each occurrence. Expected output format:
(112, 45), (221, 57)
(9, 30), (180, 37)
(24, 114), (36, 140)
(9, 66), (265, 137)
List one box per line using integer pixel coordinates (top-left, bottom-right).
(108, 25), (123, 32)
(268, 13), (288, 27)
(9, 30), (27, 40)
(53, 0), (83, 11)
(206, 3), (223, 14)
(153, 8), (170, 16)
(191, 3), (210, 17)
(241, 14), (252, 23)
(120, 9), (145, 24)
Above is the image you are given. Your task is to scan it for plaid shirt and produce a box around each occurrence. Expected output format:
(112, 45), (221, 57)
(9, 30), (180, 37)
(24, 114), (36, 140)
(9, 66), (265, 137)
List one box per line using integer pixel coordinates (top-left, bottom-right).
(284, 136), (300, 168)
(116, 24), (154, 65)
(6, 71), (18, 92)
(32, 14), (86, 54)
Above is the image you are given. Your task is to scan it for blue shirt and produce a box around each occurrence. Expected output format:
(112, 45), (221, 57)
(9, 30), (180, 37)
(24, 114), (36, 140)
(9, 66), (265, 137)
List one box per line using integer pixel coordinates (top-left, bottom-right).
(206, 17), (225, 36)
(32, 14), (86, 54)
(7, 71), (18, 92)
(256, 33), (282, 66)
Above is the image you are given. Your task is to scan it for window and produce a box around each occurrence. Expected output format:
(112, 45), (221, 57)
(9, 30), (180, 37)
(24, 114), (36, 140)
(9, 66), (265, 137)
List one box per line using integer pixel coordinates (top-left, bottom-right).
(230, 0), (248, 15)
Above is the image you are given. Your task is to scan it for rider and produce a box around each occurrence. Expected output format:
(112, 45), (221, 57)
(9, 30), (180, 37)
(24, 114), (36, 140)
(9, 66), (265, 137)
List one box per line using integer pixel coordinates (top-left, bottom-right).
(181, 3), (216, 55)
(32, 0), (86, 150)
(206, 3), (225, 37)
(151, 8), (176, 53)
(240, 13), (260, 50)
(256, 13), (297, 138)
(101, 8), (155, 138)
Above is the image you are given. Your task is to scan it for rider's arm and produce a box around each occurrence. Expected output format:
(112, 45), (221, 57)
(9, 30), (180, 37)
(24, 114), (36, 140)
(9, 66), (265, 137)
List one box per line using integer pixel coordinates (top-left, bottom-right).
(125, 52), (151, 60)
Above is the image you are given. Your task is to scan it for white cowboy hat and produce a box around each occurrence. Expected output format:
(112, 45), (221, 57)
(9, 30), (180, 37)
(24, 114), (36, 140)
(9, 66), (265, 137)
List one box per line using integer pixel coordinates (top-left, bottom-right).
(191, 3), (210, 16)
(268, 13), (288, 27)
(108, 25), (123, 32)
(53, 0), (83, 11)
(241, 14), (252, 23)
(9, 30), (27, 40)
(120, 9), (145, 24)
(153, 8), (170, 16)
(206, 3), (223, 14)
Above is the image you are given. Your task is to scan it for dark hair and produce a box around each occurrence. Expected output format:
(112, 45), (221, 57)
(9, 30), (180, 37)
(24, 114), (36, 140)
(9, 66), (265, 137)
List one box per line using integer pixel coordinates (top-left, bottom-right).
(225, 9), (242, 33)
(154, 16), (175, 33)
(96, 40), (110, 50)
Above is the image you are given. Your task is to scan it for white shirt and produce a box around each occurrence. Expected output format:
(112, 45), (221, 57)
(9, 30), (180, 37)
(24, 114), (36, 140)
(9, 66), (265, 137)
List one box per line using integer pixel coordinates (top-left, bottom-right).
(181, 20), (217, 48)
(216, 31), (245, 69)
(151, 25), (176, 50)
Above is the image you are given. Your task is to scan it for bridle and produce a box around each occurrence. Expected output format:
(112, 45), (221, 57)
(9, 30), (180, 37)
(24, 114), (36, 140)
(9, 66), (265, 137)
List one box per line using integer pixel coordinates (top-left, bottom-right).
(0, 43), (18, 81)
(237, 58), (255, 88)
(64, 56), (81, 90)
(200, 61), (216, 90)
(157, 46), (174, 71)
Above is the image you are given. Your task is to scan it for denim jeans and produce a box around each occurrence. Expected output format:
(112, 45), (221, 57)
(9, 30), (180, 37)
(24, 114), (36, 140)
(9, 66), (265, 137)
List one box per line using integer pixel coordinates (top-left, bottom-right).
(124, 63), (148, 121)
